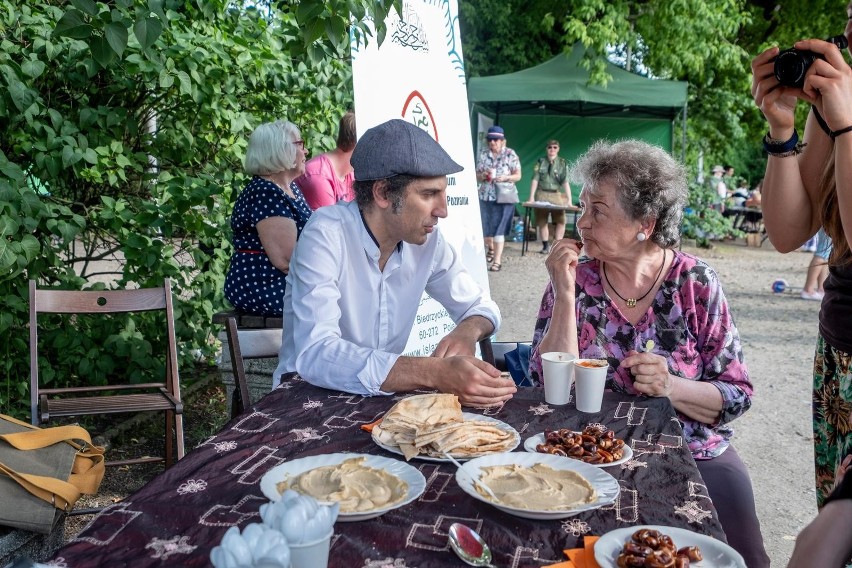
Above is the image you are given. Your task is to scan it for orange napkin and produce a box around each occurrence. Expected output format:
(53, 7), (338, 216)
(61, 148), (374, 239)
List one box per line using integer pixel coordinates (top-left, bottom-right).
(359, 417), (382, 433)
(543, 536), (601, 568)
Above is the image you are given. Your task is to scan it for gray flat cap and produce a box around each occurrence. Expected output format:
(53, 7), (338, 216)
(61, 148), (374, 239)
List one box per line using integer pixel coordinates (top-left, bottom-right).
(352, 119), (463, 181)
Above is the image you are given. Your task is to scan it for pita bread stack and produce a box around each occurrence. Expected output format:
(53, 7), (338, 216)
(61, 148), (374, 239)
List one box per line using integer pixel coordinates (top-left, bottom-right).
(372, 393), (517, 460)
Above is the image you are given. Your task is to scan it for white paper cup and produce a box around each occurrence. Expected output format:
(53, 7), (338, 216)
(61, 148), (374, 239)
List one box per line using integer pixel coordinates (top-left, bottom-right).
(289, 528), (333, 568)
(573, 359), (608, 413)
(541, 352), (577, 405)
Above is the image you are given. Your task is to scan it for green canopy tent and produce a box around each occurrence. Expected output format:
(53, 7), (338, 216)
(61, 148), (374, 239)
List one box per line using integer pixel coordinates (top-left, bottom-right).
(468, 47), (688, 204)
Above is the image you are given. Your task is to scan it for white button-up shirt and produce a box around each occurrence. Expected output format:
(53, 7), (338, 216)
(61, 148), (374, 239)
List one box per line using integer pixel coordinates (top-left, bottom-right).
(274, 200), (500, 395)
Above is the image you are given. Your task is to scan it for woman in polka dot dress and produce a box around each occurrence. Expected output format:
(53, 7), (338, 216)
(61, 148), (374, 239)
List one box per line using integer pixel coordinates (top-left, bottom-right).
(224, 120), (312, 316)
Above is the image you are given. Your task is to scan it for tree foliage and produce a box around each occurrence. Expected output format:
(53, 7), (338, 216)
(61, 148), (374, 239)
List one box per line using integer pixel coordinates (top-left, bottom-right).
(458, 0), (847, 185)
(1, 0), (844, 416)
(0, 0), (397, 417)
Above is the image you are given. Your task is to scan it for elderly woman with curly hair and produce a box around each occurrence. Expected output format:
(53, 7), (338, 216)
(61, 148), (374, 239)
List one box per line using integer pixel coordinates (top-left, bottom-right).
(529, 140), (769, 567)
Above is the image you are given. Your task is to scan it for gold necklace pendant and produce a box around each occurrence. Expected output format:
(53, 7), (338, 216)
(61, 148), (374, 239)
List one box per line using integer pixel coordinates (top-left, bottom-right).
(603, 249), (667, 310)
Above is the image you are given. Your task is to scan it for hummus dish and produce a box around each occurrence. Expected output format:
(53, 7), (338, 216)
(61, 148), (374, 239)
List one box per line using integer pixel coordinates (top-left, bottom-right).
(475, 463), (597, 510)
(277, 457), (409, 513)
(455, 452), (619, 519)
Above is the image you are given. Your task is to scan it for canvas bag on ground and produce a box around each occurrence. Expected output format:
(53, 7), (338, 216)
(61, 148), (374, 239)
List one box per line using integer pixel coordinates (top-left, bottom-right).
(494, 181), (519, 204)
(0, 414), (105, 534)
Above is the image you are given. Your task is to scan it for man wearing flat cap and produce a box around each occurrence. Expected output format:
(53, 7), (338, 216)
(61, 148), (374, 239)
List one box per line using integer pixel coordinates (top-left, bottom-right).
(274, 119), (516, 406)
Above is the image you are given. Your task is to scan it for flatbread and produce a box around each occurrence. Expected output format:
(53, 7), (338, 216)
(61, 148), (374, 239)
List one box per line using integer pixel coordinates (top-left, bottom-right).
(373, 394), (516, 460)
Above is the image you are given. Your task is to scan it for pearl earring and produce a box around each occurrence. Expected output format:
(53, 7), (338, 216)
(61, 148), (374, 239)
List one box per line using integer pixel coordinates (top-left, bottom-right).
(636, 232), (647, 242)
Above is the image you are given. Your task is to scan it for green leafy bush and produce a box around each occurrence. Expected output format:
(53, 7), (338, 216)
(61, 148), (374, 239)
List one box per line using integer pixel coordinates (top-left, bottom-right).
(0, 0), (370, 417)
(681, 180), (742, 248)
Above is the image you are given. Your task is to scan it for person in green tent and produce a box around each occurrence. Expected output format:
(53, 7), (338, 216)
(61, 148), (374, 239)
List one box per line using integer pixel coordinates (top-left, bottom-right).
(528, 139), (571, 254)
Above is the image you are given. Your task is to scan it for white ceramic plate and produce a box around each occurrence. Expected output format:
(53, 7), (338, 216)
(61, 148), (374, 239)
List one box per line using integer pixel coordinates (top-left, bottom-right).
(594, 525), (746, 568)
(455, 452), (619, 520)
(372, 412), (521, 462)
(259, 452), (426, 522)
(523, 432), (634, 467)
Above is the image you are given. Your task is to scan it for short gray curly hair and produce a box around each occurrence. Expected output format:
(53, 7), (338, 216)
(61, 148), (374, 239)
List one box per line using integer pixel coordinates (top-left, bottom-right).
(570, 139), (687, 248)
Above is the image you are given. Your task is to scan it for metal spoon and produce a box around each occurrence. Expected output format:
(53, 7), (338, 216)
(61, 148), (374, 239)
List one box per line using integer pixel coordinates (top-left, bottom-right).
(448, 522), (496, 567)
(443, 452), (500, 502)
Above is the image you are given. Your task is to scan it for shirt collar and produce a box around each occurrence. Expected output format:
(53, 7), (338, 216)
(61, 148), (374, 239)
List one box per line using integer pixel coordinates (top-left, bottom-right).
(356, 204), (402, 257)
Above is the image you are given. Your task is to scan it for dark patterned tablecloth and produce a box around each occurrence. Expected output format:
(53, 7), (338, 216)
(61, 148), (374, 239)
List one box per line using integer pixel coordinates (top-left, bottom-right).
(49, 378), (725, 567)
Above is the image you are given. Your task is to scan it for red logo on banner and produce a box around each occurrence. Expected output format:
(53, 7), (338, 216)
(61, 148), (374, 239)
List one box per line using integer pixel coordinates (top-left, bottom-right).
(401, 91), (438, 141)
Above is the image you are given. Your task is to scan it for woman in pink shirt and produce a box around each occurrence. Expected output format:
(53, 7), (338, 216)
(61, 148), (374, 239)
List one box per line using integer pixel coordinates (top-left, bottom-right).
(296, 111), (356, 209)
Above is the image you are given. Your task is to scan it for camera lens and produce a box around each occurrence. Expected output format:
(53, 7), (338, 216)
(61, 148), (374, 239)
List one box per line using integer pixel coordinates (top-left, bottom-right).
(774, 49), (816, 88)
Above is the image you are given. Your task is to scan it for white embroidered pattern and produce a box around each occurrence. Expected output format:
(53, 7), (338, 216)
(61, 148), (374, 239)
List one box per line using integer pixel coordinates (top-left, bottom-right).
(69, 502), (142, 546)
(528, 402), (555, 416)
(621, 457), (648, 471)
(145, 535), (197, 559)
(43, 559), (68, 567)
(199, 495), (265, 527)
(177, 479), (207, 495)
(613, 401), (648, 425)
(674, 500), (713, 523)
(303, 398), (322, 410)
(363, 559), (409, 568)
(687, 480), (712, 501)
(291, 427), (324, 442)
(213, 440), (237, 453)
(232, 411), (279, 433)
(562, 518), (591, 536)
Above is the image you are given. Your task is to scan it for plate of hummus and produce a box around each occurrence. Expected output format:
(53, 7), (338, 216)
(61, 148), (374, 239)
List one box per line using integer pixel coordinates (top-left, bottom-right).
(260, 453), (426, 522)
(455, 452), (620, 519)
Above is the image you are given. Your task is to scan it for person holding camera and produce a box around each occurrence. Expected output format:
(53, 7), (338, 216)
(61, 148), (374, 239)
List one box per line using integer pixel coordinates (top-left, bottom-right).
(751, 14), (852, 508)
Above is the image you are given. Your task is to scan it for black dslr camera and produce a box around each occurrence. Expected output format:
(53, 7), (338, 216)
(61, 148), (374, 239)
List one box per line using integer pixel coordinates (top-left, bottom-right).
(774, 34), (848, 88)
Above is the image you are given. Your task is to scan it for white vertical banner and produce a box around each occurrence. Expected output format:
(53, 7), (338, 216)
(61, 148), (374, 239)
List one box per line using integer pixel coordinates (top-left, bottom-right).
(476, 113), (494, 164)
(351, 0), (490, 357)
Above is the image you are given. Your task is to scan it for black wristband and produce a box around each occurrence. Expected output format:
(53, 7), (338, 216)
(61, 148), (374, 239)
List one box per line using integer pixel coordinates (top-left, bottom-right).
(830, 124), (852, 139)
(763, 130), (806, 156)
(763, 130), (799, 153)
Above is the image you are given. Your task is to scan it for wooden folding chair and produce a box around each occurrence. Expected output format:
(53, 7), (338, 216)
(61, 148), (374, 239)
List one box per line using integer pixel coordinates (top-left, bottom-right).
(225, 316), (282, 418)
(29, 279), (185, 470)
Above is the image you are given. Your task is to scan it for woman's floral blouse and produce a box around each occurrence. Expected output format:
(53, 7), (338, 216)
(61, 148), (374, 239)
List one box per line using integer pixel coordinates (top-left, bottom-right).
(529, 250), (753, 459)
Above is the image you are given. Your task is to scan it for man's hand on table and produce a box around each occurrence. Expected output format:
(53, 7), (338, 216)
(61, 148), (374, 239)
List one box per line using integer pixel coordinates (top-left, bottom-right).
(432, 356), (517, 407)
(382, 355), (516, 407)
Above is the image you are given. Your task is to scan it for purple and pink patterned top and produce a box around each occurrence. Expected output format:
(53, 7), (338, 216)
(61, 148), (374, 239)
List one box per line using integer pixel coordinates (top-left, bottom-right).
(529, 250), (753, 459)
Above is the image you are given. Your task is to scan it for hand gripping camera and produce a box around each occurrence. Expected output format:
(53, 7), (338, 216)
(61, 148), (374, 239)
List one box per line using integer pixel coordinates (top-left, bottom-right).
(774, 34), (848, 88)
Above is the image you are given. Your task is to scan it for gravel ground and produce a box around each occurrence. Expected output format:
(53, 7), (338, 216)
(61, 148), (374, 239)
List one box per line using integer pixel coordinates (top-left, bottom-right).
(488, 238), (819, 567)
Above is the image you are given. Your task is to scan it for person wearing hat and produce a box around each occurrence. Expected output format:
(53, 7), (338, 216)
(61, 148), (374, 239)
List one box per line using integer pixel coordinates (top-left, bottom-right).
(476, 125), (522, 271)
(528, 139), (572, 254)
(274, 119), (517, 406)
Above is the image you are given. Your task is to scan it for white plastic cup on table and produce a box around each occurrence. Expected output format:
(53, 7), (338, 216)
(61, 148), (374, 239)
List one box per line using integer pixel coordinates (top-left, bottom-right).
(573, 358), (608, 413)
(541, 352), (577, 405)
(289, 528), (333, 568)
